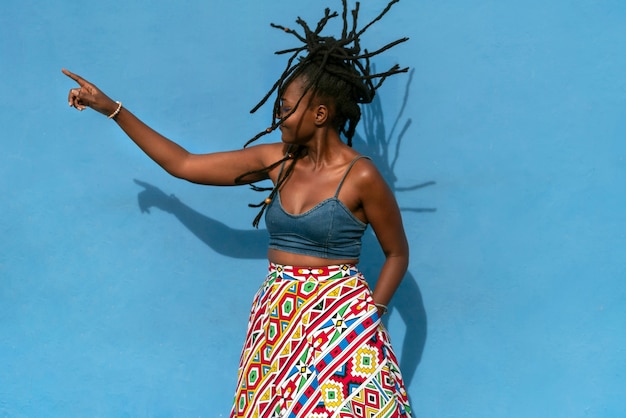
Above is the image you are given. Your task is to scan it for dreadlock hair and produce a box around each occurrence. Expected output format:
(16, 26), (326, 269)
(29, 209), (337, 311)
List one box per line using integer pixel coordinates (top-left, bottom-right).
(235, 0), (409, 227)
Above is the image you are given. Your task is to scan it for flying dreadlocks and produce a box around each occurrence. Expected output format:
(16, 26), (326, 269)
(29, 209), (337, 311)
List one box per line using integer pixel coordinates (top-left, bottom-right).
(236, 0), (409, 227)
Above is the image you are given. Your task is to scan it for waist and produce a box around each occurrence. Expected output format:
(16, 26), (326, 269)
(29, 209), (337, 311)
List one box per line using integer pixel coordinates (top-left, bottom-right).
(268, 248), (358, 267)
(268, 262), (360, 281)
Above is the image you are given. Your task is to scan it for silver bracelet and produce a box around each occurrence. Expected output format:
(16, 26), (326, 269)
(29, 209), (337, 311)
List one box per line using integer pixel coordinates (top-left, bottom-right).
(375, 303), (388, 315)
(108, 101), (123, 119)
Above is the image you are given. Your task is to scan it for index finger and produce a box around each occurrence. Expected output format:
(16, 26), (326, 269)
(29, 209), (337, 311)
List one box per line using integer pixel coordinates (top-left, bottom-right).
(62, 68), (87, 86)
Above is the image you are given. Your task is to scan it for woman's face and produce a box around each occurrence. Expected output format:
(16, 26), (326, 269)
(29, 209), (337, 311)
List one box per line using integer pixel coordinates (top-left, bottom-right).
(277, 77), (318, 144)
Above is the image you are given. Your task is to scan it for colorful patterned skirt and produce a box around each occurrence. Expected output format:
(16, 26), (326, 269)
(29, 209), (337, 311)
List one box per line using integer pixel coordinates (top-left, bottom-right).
(231, 263), (412, 417)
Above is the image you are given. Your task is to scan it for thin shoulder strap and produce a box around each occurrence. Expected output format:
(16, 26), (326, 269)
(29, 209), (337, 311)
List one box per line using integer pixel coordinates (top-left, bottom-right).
(276, 159), (288, 180)
(334, 155), (371, 197)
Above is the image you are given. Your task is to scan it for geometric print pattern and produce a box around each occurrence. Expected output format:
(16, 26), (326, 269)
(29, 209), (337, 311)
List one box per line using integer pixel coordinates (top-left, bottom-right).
(231, 263), (412, 417)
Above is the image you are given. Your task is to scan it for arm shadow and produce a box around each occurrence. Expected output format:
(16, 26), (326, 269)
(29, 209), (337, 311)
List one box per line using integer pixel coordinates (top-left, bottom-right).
(134, 179), (267, 259)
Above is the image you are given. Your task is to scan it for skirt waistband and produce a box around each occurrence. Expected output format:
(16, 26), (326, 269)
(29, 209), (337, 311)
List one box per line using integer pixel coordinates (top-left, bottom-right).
(268, 263), (360, 281)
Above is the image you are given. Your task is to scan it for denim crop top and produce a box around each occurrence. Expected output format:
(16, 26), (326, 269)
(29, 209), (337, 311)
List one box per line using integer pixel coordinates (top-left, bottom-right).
(265, 156), (369, 259)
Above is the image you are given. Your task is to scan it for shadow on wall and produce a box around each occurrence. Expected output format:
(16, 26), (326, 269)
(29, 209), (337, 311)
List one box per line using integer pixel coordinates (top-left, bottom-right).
(132, 69), (434, 388)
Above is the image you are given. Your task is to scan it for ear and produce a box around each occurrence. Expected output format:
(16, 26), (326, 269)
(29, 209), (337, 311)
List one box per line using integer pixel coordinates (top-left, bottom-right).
(313, 104), (329, 126)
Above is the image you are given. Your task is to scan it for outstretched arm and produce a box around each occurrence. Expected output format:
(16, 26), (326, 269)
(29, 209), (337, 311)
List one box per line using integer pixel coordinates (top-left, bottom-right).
(63, 69), (276, 185)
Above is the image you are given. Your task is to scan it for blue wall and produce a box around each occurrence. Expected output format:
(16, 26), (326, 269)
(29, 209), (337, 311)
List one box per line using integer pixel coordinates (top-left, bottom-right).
(1, 1), (625, 416)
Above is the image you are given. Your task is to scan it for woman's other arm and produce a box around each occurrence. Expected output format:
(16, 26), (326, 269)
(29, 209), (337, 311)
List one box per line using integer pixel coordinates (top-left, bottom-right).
(357, 160), (410, 312)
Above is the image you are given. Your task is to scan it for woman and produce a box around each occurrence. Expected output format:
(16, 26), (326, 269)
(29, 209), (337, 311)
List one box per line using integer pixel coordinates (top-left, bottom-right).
(64, 2), (412, 416)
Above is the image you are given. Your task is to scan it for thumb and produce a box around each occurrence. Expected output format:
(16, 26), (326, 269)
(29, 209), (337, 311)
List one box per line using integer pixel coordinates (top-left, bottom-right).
(76, 88), (96, 104)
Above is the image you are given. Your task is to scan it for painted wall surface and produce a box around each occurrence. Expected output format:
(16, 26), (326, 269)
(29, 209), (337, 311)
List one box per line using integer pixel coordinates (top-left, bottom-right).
(1, 1), (625, 417)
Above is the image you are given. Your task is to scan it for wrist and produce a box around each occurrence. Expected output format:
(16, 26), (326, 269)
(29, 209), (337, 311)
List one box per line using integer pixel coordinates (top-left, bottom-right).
(375, 303), (388, 315)
(107, 101), (123, 119)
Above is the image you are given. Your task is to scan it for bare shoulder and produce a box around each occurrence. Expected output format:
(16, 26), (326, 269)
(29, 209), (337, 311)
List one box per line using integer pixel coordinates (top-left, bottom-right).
(349, 155), (387, 186)
(342, 155), (394, 204)
(337, 154), (398, 224)
(241, 142), (292, 165)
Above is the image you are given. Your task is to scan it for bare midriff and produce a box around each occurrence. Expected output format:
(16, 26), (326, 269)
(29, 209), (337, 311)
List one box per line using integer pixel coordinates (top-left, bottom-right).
(267, 248), (359, 267)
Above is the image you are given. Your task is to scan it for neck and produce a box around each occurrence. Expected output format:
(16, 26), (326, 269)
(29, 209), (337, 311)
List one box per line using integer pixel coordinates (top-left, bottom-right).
(301, 129), (346, 167)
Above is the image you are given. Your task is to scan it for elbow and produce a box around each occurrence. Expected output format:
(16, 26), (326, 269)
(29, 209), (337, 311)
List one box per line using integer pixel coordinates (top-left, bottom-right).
(163, 165), (187, 181)
(162, 155), (193, 181)
(394, 237), (410, 262)
(168, 168), (189, 181)
(385, 247), (409, 270)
